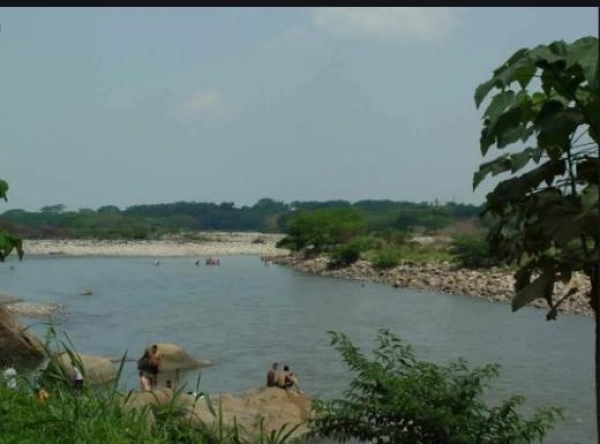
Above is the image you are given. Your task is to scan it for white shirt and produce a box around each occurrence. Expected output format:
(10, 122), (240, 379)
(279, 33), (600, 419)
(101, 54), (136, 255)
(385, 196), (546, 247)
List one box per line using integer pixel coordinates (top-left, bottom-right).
(3, 367), (17, 389)
(74, 367), (83, 381)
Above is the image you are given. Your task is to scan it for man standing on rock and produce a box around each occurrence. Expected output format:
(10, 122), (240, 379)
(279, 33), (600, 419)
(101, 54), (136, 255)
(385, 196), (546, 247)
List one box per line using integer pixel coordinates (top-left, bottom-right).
(267, 362), (278, 387)
(148, 344), (162, 389)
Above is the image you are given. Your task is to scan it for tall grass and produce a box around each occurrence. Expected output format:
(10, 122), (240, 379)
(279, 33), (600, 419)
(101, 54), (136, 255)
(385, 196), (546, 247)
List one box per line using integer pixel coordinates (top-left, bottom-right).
(0, 326), (305, 444)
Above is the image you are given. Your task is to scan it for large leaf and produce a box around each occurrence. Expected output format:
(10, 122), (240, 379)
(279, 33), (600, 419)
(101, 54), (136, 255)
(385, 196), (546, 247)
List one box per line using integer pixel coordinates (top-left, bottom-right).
(512, 268), (554, 312)
(474, 79), (496, 109)
(0, 230), (24, 262)
(0, 179), (8, 201)
(567, 36), (599, 86)
(527, 44), (567, 66)
(577, 157), (599, 185)
(484, 90), (516, 122)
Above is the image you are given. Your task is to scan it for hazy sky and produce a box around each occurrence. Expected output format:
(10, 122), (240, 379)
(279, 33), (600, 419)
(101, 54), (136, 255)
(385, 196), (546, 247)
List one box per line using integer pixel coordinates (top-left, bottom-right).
(1, 7), (597, 211)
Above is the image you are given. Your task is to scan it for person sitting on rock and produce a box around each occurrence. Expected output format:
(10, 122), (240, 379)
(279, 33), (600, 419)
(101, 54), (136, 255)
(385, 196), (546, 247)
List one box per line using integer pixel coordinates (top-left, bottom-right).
(163, 379), (174, 400)
(267, 362), (278, 387)
(276, 365), (294, 388)
(277, 365), (303, 393)
(147, 344), (162, 389)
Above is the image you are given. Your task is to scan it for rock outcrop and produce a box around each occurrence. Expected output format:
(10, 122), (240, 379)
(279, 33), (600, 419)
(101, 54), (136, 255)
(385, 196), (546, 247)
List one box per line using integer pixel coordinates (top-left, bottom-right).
(125, 386), (312, 440)
(142, 343), (212, 372)
(0, 307), (45, 367)
(5, 301), (66, 318)
(55, 352), (118, 385)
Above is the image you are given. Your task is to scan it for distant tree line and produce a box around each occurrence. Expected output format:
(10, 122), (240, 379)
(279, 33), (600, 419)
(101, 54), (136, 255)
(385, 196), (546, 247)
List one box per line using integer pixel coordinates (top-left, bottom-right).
(0, 198), (482, 240)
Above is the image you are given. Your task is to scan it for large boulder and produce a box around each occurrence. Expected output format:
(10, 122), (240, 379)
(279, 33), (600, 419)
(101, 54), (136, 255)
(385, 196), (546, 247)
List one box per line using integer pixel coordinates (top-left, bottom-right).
(55, 352), (117, 385)
(142, 343), (211, 372)
(124, 386), (312, 441)
(0, 307), (45, 367)
(187, 387), (313, 440)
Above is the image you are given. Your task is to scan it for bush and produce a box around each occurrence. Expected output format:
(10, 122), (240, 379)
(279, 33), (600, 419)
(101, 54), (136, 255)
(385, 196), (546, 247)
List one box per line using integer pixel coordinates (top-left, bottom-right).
(310, 329), (562, 444)
(372, 247), (403, 269)
(329, 236), (379, 268)
(449, 233), (498, 269)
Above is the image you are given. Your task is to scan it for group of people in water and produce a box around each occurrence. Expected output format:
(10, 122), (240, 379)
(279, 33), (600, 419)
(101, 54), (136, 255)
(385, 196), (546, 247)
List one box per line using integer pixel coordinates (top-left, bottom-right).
(266, 363), (302, 392)
(153, 258), (222, 266)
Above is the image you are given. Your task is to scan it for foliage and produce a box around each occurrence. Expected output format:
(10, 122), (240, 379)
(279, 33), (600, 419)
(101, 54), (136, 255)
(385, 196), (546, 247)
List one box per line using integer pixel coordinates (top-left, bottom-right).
(329, 236), (378, 268)
(449, 234), (499, 269)
(277, 208), (365, 253)
(393, 208), (451, 233)
(371, 247), (404, 269)
(473, 36), (599, 317)
(0, 199), (481, 241)
(0, 178), (23, 261)
(310, 329), (562, 444)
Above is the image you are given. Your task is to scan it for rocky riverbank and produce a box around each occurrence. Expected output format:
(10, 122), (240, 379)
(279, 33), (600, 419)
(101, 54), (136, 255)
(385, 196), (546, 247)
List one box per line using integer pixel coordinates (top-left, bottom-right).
(270, 254), (593, 317)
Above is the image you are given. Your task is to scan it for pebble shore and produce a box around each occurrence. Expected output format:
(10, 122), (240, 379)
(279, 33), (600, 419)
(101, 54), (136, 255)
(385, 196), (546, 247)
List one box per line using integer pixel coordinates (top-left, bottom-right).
(270, 254), (593, 318)
(23, 233), (285, 257)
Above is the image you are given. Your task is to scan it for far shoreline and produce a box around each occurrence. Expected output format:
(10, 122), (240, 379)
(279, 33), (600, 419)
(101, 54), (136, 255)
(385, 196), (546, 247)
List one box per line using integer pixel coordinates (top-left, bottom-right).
(18, 234), (288, 258)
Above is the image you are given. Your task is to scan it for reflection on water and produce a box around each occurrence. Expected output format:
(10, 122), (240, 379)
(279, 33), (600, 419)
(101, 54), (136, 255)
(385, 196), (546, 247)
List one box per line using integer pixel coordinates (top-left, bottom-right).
(0, 256), (595, 443)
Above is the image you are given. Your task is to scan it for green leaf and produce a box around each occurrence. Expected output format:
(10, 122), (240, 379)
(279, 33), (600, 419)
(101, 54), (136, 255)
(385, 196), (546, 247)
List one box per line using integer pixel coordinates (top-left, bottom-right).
(527, 44), (567, 66)
(484, 90), (516, 124)
(474, 79), (496, 108)
(566, 37), (598, 86)
(515, 64), (537, 89)
(512, 268), (554, 312)
(509, 147), (543, 173)
(473, 154), (510, 190)
(581, 185), (599, 210)
(491, 107), (525, 148)
(0, 179), (8, 201)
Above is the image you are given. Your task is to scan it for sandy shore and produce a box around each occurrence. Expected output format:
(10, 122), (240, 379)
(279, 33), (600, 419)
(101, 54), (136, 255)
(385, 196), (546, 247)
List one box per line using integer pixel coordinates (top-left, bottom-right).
(23, 233), (288, 257)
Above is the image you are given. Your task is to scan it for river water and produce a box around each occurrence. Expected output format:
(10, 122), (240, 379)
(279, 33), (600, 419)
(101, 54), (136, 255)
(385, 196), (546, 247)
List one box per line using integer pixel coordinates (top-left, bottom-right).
(0, 255), (595, 443)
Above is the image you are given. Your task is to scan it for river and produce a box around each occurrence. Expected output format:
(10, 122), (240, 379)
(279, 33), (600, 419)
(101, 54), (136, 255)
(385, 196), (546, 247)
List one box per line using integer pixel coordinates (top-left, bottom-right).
(0, 255), (594, 443)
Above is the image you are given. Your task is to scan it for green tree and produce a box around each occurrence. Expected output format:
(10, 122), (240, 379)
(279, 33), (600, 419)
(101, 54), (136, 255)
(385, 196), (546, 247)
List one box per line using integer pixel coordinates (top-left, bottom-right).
(0, 179), (23, 261)
(310, 329), (561, 444)
(40, 204), (66, 213)
(277, 208), (365, 252)
(473, 36), (598, 437)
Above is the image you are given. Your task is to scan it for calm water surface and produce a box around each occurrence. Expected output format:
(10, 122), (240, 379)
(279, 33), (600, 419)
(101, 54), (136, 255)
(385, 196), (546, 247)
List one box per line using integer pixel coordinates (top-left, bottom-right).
(0, 256), (594, 444)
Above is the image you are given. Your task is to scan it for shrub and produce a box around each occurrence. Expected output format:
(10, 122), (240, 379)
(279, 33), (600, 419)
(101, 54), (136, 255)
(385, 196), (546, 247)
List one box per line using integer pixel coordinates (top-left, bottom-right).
(372, 247), (403, 269)
(310, 329), (562, 444)
(449, 233), (499, 269)
(329, 236), (379, 268)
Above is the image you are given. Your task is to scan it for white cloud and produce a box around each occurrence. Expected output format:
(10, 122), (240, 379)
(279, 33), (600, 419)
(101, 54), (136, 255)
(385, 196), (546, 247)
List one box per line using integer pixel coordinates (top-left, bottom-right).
(313, 7), (461, 43)
(176, 89), (223, 113)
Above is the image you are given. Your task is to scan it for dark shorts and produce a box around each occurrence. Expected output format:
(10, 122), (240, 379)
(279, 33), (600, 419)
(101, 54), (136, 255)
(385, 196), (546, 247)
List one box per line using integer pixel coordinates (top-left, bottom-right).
(74, 379), (83, 390)
(148, 364), (159, 375)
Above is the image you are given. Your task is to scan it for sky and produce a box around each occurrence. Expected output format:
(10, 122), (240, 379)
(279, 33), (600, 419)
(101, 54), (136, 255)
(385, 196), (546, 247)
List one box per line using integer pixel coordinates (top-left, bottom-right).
(0, 7), (597, 211)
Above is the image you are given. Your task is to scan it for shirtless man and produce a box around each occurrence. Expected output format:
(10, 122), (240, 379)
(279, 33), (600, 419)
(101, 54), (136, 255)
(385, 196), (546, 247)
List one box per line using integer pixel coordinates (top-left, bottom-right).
(277, 365), (303, 393)
(148, 344), (162, 389)
(276, 365), (290, 388)
(267, 363), (278, 387)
